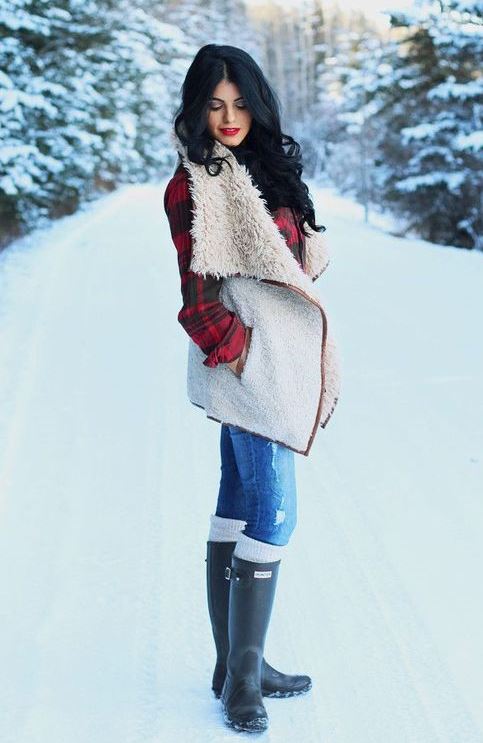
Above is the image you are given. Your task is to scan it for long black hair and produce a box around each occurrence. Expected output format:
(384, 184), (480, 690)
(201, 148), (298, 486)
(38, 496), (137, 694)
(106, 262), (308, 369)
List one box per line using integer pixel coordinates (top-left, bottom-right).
(172, 44), (325, 237)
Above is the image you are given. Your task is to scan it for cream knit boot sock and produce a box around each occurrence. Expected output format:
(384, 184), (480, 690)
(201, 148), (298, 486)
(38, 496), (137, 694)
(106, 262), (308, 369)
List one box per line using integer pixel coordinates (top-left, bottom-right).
(208, 513), (246, 542)
(234, 531), (286, 563)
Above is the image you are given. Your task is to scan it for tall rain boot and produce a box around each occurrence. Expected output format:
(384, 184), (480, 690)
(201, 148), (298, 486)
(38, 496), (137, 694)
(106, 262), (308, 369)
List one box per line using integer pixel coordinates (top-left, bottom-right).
(206, 541), (311, 698)
(220, 554), (281, 733)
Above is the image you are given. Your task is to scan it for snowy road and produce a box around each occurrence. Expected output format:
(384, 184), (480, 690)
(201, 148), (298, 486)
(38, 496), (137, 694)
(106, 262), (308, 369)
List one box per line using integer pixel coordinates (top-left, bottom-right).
(0, 181), (482, 743)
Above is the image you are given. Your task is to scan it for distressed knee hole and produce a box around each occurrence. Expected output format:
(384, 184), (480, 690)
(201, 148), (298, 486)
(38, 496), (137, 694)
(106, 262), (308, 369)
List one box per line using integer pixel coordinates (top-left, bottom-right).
(274, 509), (286, 525)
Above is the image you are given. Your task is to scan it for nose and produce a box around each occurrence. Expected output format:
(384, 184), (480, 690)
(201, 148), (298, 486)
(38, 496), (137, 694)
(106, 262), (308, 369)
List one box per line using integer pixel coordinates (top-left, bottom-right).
(223, 105), (237, 124)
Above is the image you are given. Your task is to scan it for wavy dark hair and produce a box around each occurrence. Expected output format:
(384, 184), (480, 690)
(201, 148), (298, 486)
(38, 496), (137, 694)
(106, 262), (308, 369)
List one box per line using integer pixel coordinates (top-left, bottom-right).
(172, 44), (325, 237)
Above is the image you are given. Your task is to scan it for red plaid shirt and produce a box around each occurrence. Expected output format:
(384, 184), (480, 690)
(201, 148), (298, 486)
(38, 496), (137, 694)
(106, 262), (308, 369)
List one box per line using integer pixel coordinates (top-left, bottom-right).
(164, 162), (307, 368)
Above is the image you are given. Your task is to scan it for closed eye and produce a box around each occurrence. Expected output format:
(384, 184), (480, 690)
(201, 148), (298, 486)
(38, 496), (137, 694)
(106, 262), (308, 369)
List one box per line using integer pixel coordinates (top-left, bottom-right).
(210, 103), (247, 111)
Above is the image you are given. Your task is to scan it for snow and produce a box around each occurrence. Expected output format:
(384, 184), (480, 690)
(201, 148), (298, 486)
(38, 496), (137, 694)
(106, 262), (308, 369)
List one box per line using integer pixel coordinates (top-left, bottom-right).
(454, 130), (483, 151)
(428, 78), (483, 101)
(395, 170), (466, 193)
(0, 144), (38, 163)
(0, 181), (482, 742)
(401, 121), (454, 142)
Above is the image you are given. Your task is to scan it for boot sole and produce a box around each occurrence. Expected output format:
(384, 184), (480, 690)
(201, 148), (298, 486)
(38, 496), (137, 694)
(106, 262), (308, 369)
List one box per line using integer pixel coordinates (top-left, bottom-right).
(263, 679), (312, 698)
(214, 679), (312, 699)
(222, 706), (268, 732)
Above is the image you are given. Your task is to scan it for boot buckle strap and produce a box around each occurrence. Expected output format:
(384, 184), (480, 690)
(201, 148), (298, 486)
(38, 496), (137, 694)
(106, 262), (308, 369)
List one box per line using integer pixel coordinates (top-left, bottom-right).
(225, 566), (240, 581)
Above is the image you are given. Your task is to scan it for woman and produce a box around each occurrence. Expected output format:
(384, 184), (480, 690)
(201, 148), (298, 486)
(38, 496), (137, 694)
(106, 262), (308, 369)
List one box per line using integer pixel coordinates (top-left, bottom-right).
(164, 44), (341, 733)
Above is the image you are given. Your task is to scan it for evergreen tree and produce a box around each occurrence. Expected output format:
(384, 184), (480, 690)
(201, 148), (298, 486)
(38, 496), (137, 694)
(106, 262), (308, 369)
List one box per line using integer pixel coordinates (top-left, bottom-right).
(321, 14), (386, 218)
(0, 0), (188, 244)
(374, 0), (482, 248)
(162, 0), (258, 54)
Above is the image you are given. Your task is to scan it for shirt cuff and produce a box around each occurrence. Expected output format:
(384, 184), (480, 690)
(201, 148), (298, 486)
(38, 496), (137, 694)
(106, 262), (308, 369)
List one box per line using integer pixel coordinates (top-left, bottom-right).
(203, 321), (247, 368)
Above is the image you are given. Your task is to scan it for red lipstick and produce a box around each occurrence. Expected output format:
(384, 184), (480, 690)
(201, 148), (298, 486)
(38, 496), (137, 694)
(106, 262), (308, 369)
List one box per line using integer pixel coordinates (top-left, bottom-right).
(220, 128), (240, 136)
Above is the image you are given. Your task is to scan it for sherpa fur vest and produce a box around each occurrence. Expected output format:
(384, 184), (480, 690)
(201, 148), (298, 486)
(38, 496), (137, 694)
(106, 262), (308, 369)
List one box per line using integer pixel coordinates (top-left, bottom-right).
(171, 130), (341, 456)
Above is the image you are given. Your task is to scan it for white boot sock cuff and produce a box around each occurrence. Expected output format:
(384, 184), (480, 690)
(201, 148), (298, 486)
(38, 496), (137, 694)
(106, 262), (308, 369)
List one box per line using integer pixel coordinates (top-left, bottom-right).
(208, 513), (247, 542)
(234, 532), (286, 563)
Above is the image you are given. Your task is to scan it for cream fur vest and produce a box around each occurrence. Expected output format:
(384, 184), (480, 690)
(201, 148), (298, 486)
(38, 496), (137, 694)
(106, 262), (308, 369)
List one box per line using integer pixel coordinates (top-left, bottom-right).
(171, 130), (341, 456)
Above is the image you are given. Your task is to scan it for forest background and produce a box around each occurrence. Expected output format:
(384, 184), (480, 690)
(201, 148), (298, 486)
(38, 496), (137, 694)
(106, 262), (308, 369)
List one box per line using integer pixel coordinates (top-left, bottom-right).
(0, 0), (481, 250)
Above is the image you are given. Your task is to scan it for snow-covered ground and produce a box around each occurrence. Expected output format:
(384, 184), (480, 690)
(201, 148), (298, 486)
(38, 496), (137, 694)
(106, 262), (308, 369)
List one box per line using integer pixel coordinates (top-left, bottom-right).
(0, 181), (482, 743)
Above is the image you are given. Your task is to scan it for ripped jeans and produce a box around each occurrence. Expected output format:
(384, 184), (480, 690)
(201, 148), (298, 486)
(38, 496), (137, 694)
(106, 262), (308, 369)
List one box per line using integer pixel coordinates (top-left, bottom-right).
(215, 423), (297, 546)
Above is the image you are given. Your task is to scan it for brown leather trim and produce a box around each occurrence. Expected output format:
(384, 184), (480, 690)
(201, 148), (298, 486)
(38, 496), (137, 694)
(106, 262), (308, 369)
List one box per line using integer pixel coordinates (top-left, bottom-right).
(260, 279), (327, 456)
(235, 326), (252, 376)
(320, 395), (339, 428)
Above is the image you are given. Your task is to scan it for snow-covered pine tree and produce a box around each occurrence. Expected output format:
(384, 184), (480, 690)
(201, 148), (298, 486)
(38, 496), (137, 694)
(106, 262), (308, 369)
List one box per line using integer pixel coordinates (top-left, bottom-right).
(374, 0), (482, 249)
(0, 0), (189, 246)
(309, 0), (331, 179)
(246, 0), (335, 177)
(319, 11), (386, 220)
(1, 0), (116, 239)
(106, 4), (191, 183)
(164, 0), (257, 52)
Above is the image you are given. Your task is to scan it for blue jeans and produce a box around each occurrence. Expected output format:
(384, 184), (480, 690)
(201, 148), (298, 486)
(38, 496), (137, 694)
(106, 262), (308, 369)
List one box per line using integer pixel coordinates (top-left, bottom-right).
(215, 423), (297, 546)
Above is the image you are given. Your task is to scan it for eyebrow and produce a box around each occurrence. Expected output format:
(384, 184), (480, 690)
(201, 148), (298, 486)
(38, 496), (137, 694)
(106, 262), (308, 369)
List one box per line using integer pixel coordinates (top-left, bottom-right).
(209, 96), (245, 102)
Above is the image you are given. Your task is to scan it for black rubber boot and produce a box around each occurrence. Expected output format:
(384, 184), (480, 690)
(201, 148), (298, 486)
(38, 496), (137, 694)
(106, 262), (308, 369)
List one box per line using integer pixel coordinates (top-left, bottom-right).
(220, 554), (281, 733)
(206, 541), (312, 699)
(206, 541), (233, 697)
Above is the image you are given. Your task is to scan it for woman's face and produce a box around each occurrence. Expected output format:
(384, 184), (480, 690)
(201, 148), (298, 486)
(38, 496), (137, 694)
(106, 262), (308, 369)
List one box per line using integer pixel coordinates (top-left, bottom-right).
(206, 79), (252, 147)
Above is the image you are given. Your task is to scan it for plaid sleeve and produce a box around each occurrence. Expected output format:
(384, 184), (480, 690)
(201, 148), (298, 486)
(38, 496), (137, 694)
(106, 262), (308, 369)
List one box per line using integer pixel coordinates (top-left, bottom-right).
(163, 165), (247, 367)
(274, 206), (328, 282)
(273, 206), (306, 272)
